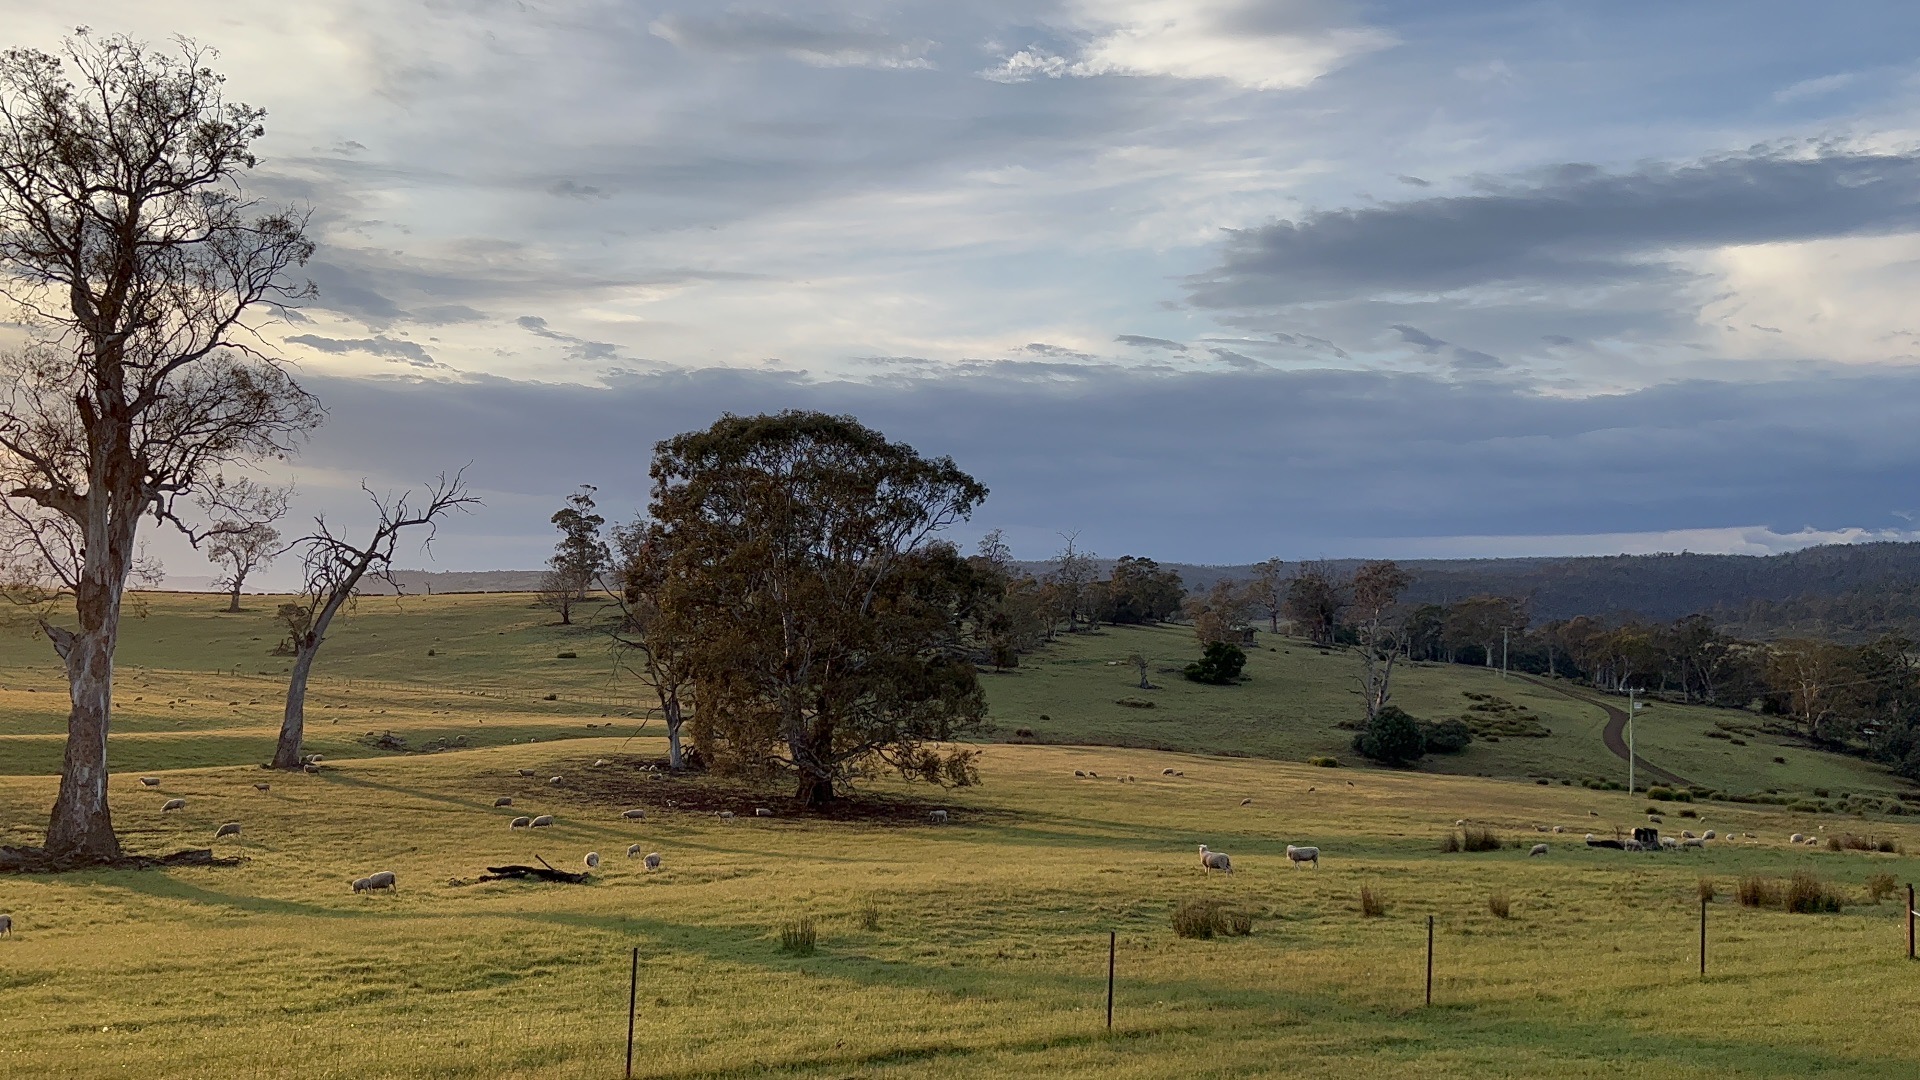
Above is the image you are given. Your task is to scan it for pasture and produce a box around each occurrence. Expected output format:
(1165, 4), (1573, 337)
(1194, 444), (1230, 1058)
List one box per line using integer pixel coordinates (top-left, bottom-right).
(3, 592), (1920, 1078)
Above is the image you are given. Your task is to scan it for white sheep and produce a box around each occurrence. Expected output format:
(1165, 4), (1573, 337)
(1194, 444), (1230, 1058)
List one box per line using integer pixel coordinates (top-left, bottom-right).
(352, 871), (397, 893)
(494, 797), (513, 807)
(0, 913), (10, 936)
(1163, 768), (1176, 776)
(755, 807), (774, 817)
(1659, 836), (1679, 850)
(214, 822), (241, 839)
(593, 759), (608, 767)
(643, 852), (662, 870)
(1074, 770), (1086, 778)
(548, 775), (563, 786)
(584, 852), (600, 869)
(510, 816), (531, 828)
(621, 808), (647, 820)
(530, 814), (554, 828)
(928, 809), (949, 824)
(1681, 837), (1705, 850)
(1286, 844), (1320, 869)
(627, 843), (644, 858)
(161, 798), (185, 811)
(139, 777), (161, 787)
(1199, 845), (1232, 873)
(1529, 843), (1548, 856)
(517, 768), (535, 777)
(1455, 819), (1467, 827)
(1552, 826), (1565, 833)
(1682, 830), (1696, 839)
(1702, 829), (1716, 840)
(717, 810), (735, 819)
(1790, 833), (1806, 844)
(1241, 798), (1253, 806)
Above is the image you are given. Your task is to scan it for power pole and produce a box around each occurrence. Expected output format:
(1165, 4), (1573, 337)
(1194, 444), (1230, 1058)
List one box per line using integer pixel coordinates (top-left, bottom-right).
(1501, 626), (1510, 679)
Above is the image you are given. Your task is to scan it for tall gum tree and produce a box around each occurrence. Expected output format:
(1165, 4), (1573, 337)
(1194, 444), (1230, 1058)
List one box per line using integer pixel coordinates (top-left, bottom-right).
(0, 34), (321, 863)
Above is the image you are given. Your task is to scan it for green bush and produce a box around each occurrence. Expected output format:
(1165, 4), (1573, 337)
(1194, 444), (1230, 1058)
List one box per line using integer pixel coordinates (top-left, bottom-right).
(780, 916), (817, 955)
(1184, 642), (1248, 685)
(1307, 756), (1341, 768)
(1420, 718), (1473, 754)
(1353, 706), (1426, 765)
(1647, 786), (1675, 801)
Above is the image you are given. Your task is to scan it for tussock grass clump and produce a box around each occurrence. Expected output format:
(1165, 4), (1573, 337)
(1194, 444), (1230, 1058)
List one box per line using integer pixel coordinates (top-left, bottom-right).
(1463, 827), (1502, 852)
(1866, 872), (1899, 903)
(1359, 884), (1386, 918)
(1784, 872), (1846, 914)
(1698, 878), (1717, 903)
(1829, 833), (1901, 853)
(1439, 831), (1461, 853)
(857, 896), (883, 931)
(779, 916), (817, 955)
(1308, 756), (1341, 768)
(1488, 892), (1511, 919)
(1173, 898), (1253, 939)
(1737, 876), (1782, 908)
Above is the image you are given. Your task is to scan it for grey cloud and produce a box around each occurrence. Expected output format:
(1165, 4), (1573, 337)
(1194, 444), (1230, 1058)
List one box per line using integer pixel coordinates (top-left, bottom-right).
(285, 334), (440, 368)
(651, 11), (935, 70)
(1391, 324), (1447, 353)
(1451, 347), (1505, 372)
(549, 179), (609, 199)
(1192, 146), (1920, 308)
(516, 315), (620, 363)
(1116, 334), (1189, 352)
(1020, 342), (1097, 361)
(517, 315), (567, 340)
(1542, 334), (1577, 346)
(1207, 347), (1266, 370)
(291, 364), (1920, 568)
(1397, 175), (1431, 187)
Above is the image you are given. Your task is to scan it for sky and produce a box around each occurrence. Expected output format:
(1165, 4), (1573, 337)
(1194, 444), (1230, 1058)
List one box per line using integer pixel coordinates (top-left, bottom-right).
(6, 1), (1920, 586)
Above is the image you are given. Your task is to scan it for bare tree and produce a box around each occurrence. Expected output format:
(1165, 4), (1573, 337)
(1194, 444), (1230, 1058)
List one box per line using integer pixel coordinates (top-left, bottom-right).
(604, 518), (693, 769)
(272, 475), (475, 770)
(205, 489), (288, 612)
(0, 34), (323, 862)
(1350, 560), (1413, 722)
(1246, 557), (1285, 633)
(1048, 531), (1098, 633)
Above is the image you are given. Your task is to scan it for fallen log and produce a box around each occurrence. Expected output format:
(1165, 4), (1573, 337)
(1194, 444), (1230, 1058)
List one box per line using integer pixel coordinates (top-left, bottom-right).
(478, 856), (590, 884)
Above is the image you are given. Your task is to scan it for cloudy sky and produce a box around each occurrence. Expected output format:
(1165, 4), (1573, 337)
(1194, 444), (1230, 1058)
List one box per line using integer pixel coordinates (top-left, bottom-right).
(8, 1), (1920, 584)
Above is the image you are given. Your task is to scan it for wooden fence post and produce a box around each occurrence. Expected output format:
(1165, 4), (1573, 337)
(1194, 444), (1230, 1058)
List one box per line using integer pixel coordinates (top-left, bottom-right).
(626, 946), (638, 1079)
(1106, 930), (1116, 1030)
(1426, 915), (1434, 1006)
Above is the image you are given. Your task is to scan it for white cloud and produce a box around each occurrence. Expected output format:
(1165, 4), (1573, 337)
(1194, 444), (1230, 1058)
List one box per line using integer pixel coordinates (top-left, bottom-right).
(1773, 72), (1859, 104)
(1344, 525), (1920, 560)
(980, 0), (1392, 91)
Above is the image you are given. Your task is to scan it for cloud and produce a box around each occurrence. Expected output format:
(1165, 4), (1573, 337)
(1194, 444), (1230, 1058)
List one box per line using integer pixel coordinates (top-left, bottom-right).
(1773, 72), (1859, 104)
(1390, 324), (1446, 353)
(651, 11), (935, 70)
(979, 0), (1392, 90)
(515, 315), (622, 363)
(1191, 146), (1920, 309)
(1115, 334), (1188, 351)
(1020, 342), (1097, 361)
(284, 334), (440, 367)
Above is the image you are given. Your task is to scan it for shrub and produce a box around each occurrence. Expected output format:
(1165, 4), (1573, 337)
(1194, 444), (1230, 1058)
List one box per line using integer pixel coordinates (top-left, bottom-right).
(1488, 892), (1511, 919)
(1013, 727), (1035, 739)
(1730, 738), (1747, 745)
(1784, 872), (1845, 914)
(1678, 808), (1698, 819)
(1354, 706), (1426, 765)
(1789, 801), (1821, 814)
(1736, 876), (1780, 908)
(780, 916), (817, 955)
(1672, 790), (1694, 802)
(1866, 872), (1899, 903)
(1697, 878), (1717, 903)
(1308, 756), (1341, 768)
(1647, 786), (1674, 801)
(1439, 831), (1462, 853)
(857, 897), (883, 931)
(1421, 718), (1473, 754)
(1173, 898), (1253, 939)
(1116, 697), (1155, 709)
(1360, 884), (1386, 917)
(1774, 756), (1787, 764)
(1184, 642), (1247, 685)
(1462, 827), (1502, 852)
(1814, 788), (1831, 798)
(555, 651), (577, 659)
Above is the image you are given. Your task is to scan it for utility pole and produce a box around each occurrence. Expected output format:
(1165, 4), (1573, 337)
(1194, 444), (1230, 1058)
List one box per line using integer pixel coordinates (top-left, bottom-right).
(1501, 626), (1510, 679)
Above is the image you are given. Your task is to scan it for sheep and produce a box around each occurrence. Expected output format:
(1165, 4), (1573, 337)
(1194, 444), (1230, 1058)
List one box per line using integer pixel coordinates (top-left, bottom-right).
(139, 777), (161, 787)
(928, 809), (949, 824)
(214, 822), (241, 839)
(1163, 768), (1176, 776)
(643, 852), (662, 870)
(717, 810), (736, 820)
(548, 775), (564, 786)
(530, 814), (554, 828)
(253, 783), (271, 793)
(755, 808), (774, 817)
(1648, 816), (1663, 824)
(1074, 770), (1086, 778)
(627, 843), (644, 858)
(1681, 837), (1706, 850)
(494, 797), (513, 807)
(1659, 836), (1679, 850)
(584, 852), (600, 869)
(1241, 798), (1253, 807)
(1286, 844), (1320, 869)
(1552, 826), (1565, 833)
(1198, 845), (1232, 873)
(1455, 819), (1466, 827)
(1682, 830), (1696, 839)
(351, 871), (397, 893)
(1702, 829), (1716, 840)
(1529, 843), (1548, 856)
(0, 913), (10, 936)
(161, 798), (185, 812)
(593, 759), (608, 767)
(1535, 825), (1549, 833)
(1790, 833), (1807, 844)
(517, 768), (535, 777)
(621, 808), (647, 820)
(510, 816), (531, 828)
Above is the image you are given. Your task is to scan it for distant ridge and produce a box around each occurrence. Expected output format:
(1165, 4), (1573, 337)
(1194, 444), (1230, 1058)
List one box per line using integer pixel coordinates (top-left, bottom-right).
(359, 569), (548, 595)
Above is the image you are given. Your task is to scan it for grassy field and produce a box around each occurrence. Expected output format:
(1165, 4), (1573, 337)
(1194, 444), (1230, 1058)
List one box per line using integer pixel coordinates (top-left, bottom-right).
(5, 592), (1920, 1078)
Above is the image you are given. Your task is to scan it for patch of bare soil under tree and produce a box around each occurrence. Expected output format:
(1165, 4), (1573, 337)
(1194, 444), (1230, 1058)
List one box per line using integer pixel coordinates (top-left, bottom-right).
(540, 755), (1005, 826)
(0, 846), (246, 874)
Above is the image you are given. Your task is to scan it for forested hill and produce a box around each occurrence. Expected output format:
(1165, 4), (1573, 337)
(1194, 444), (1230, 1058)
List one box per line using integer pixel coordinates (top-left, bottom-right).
(1020, 542), (1920, 639)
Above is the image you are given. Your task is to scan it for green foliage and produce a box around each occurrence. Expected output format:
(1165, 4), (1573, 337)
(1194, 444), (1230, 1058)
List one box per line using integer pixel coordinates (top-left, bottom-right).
(1308, 756), (1341, 768)
(1354, 705), (1426, 765)
(779, 916), (817, 955)
(1866, 873), (1899, 903)
(1421, 717), (1473, 754)
(1784, 873), (1845, 914)
(1183, 642), (1247, 685)
(1488, 891), (1512, 919)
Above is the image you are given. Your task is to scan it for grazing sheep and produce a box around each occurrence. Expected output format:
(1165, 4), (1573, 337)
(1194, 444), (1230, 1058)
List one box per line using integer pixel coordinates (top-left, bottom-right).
(1199, 845), (1232, 873)
(627, 844), (644, 858)
(1659, 836), (1679, 850)
(1286, 845), (1320, 869)
(161, 798), (185, 812)
(253, 783), (271, 793)
(1589, 811), (1599, 817)
(494, 797), (513, 807)
(928, 809), (949, 824)
(1623, 840), (1645, 852)
(593, 759), (608, 767)
(549, 775), (564, 786)
(1088, 771), (1098, 778)
(1681, 837), (1705, 850)
(0, 913), (10, 936)
(510, 816), (531, 828)
(1241, 798), (1253, 806)
(1529, 843), (1548, 856)
(303, 764), (318, 774)
(716, 811), (735, 820)
(1455, 819), (1466, 827)
(1682, 830), (1696, 839)
(1790, 833), (1807, 844)
(517, 768), (535, 777)
(1552, 826), (1565, 834)
(621, 808), (647, 820)
(214, 822), (241, 839)
(530, 814), (554, 828)
(1163, 768), (1176, 776)
(351, 871), (397, 893)
(1648, 816), (1663, 824)
(1074, 770), (1085, 778)
(1535, 825), (1549, 833)
(1702, 829), (1716, 840)
(139, 777), (161, 787)
(643, 852), (662, 870)
(755, 808), (774, 817)
(1174, 771), (1184, 777)
(584, 852), (600, 869)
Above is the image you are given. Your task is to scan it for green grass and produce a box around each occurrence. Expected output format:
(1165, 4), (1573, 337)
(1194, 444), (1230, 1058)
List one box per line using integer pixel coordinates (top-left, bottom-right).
(4, 594), (1920, 1077)
(989, 624), (1912, 802)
